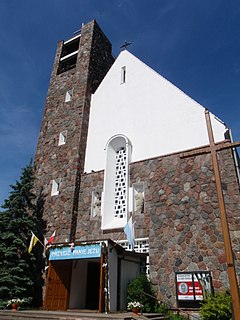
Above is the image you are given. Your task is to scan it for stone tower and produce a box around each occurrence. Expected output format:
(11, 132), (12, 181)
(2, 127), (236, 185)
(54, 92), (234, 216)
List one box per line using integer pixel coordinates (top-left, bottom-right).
(34, 20), (114, 242)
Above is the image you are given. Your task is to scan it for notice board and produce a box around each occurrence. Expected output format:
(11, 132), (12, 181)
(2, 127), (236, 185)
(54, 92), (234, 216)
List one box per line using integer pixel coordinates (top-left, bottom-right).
(175, 271), (213, 308)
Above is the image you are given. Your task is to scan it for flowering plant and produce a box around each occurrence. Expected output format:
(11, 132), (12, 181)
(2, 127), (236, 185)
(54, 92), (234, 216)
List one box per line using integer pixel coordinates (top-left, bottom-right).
(127, 301), (143, 310)
(7, 298), (25, 306)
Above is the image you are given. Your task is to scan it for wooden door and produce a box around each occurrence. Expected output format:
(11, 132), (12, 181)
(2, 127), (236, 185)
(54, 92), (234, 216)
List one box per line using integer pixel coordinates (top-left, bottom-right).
(45, 260), (72, 311)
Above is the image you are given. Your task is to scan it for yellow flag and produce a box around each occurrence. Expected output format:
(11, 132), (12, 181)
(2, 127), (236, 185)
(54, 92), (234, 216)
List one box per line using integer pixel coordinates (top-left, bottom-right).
(28, 232), (39, 253)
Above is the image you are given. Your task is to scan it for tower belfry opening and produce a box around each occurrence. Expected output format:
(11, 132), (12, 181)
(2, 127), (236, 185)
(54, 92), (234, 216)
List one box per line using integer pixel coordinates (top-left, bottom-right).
(57, 35), (80, 74)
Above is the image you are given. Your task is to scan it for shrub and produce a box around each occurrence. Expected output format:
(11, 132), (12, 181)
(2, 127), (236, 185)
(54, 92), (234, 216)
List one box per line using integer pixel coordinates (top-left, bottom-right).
(127, 273), (156, 312)
(199, 292), (232, 320)
(155, 302), (187, 319)
(168, 313), (187, 320)
(154, 301), (169, 314)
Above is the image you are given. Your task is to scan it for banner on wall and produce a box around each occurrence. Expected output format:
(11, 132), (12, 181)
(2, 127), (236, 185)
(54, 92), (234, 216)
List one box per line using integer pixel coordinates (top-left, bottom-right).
(49, 243), (101, 261)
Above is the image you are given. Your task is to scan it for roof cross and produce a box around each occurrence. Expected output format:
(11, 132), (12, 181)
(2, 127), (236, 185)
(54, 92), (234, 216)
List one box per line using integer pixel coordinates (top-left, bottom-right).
(120, 41), (132, 50)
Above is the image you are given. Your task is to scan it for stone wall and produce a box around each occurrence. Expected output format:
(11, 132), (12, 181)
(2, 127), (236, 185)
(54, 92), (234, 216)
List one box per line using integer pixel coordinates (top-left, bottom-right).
(76, 142), (240, 306)
(34, 20), (114, 242)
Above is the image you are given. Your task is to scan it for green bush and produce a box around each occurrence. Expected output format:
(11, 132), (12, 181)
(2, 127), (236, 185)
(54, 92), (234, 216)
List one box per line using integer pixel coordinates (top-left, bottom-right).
(154, 301), (169, 314)
(168, 313), (187, 320)
(127, 273), (156, 312)
(199, 292), (232, 320)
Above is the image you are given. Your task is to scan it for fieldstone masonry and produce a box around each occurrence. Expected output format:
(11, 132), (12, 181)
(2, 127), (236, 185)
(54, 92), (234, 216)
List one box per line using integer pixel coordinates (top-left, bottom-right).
(75, 143), (240, 305)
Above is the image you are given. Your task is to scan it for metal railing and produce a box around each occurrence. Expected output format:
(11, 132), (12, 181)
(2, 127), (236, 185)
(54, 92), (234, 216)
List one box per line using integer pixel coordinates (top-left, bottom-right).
(141, 291), (201, 320)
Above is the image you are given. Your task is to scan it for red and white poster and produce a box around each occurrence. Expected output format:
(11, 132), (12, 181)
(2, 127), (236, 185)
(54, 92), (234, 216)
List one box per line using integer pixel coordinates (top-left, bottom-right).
(176, 273), (203, 301)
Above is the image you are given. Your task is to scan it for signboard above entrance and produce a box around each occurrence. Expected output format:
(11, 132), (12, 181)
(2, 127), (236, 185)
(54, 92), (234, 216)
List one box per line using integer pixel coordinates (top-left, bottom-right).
(49, 243), (101, 261)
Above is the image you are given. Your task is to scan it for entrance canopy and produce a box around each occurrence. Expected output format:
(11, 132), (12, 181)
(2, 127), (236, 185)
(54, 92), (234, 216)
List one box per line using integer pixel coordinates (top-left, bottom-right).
(45, 239), (147, 312)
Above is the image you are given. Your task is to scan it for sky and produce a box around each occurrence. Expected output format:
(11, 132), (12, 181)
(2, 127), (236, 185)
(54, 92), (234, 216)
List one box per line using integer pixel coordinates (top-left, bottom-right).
(0, 0), (240, 206)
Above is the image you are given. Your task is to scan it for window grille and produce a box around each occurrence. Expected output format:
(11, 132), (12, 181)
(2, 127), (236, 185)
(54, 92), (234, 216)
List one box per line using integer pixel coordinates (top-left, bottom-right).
(114, 147), (127, 219)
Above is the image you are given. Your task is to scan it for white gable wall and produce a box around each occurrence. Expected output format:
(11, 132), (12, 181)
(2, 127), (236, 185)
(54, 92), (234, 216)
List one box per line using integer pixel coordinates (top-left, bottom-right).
(84, 51), (226, 172)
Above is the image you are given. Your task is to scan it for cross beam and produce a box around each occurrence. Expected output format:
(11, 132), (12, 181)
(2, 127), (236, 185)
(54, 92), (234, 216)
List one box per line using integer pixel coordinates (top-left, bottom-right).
(180, 140), (240, 159)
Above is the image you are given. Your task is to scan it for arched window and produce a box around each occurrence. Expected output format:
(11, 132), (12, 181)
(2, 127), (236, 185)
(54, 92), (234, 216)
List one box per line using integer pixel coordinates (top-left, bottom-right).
(102, 135), (132, 230)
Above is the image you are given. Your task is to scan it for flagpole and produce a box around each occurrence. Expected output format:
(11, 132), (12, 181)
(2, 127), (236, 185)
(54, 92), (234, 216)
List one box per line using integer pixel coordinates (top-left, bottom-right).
(37, 238), (46, 249)
(115, 230), (125, 243)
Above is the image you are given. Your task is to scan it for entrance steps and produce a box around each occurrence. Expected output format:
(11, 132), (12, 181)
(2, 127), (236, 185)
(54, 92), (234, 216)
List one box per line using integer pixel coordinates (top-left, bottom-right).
(0, 310), (168, 320)
(143, 314), (169, 320)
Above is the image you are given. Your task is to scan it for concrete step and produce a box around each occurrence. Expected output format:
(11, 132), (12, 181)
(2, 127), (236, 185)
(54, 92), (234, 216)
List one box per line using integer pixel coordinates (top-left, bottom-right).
(0, 310), (147, 320)
(143, 314), (169, 320)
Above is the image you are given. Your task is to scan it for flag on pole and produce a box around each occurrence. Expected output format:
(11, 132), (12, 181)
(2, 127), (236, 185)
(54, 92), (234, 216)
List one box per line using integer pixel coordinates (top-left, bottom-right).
(124, 216), (135, 250)
(46, 231), (56, 245)
(28, 231), (40, 253)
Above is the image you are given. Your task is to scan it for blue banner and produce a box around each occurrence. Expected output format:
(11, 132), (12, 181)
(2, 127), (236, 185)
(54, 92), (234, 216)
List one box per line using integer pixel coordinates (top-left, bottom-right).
(49, 243), (101, 261)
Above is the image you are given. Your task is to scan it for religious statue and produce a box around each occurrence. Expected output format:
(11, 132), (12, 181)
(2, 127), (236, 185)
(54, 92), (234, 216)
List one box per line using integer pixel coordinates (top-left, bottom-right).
(135, 190), (144, 213)
(93, 193), (101, 216)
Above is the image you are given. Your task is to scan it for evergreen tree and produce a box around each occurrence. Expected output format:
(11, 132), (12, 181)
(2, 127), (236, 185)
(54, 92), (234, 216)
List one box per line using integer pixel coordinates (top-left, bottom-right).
(0, 163), (45, 309)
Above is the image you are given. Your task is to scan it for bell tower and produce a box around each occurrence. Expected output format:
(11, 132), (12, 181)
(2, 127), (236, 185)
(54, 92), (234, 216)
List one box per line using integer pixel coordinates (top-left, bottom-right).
(34, 20), (114, 242)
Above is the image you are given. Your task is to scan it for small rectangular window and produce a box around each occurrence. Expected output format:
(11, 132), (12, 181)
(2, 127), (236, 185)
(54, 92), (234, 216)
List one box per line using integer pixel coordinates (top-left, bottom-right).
(65, 90), (73, 102)
(58, 130), (67, 146)
(121, 66), (126, 84)
(51, 180), (60, 196)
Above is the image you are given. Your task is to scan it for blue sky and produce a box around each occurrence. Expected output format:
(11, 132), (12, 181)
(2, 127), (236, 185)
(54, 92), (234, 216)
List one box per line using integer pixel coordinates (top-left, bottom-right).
(0, 0), (240, 206)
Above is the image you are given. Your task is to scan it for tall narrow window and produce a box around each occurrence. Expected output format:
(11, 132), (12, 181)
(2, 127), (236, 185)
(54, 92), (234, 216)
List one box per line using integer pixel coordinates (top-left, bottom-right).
(114, 147), (127, 219)
(58, 130), (67, 146)
(121, 66), (126, 84)
(65, 90), (73, 102)
(102, 135), (132, 230)
(51, 179), (60, 196)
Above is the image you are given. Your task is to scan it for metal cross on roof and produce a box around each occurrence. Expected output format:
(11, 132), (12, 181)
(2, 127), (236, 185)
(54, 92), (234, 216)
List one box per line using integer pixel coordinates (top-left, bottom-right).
(74, 23), (85, 35)
(120, 41), (132, 50)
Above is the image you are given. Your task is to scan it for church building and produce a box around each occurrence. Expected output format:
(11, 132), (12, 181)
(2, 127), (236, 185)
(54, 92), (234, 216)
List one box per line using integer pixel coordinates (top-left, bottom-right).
(34, 20), (240, 312)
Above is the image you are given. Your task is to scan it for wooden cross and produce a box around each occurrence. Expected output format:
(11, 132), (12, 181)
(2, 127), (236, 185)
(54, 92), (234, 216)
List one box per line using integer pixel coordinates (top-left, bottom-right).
(181, 109), (240, 317)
